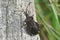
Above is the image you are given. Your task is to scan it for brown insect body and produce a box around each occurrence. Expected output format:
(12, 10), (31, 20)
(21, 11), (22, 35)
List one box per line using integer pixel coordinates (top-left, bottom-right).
(23, 2), (40, 36)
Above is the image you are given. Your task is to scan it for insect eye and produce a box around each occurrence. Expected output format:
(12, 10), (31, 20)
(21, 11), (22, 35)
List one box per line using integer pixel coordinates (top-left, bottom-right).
(30, 17), (33, 20)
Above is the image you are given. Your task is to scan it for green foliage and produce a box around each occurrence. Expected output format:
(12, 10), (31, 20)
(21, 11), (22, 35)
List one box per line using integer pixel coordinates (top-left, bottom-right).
(34, 0), (60, 40)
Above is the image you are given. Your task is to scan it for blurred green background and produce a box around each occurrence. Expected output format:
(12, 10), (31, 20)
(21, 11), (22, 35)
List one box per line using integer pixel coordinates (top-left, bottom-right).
(34, 0), (60, 40)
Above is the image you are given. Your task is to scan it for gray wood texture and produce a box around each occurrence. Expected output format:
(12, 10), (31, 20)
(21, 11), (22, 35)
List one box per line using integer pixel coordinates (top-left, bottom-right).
(0, 0), (40, 40)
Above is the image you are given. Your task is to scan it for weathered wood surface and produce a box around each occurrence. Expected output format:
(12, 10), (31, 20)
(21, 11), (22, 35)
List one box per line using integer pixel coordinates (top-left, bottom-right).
(0, 0), (40, 40)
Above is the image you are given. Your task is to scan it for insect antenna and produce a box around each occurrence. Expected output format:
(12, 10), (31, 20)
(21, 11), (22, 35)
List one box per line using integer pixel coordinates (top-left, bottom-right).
(24, 2), (31, 17)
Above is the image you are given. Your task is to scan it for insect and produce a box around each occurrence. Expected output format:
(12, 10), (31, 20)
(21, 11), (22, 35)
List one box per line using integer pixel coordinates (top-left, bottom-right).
(23, 2), (40, 36)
